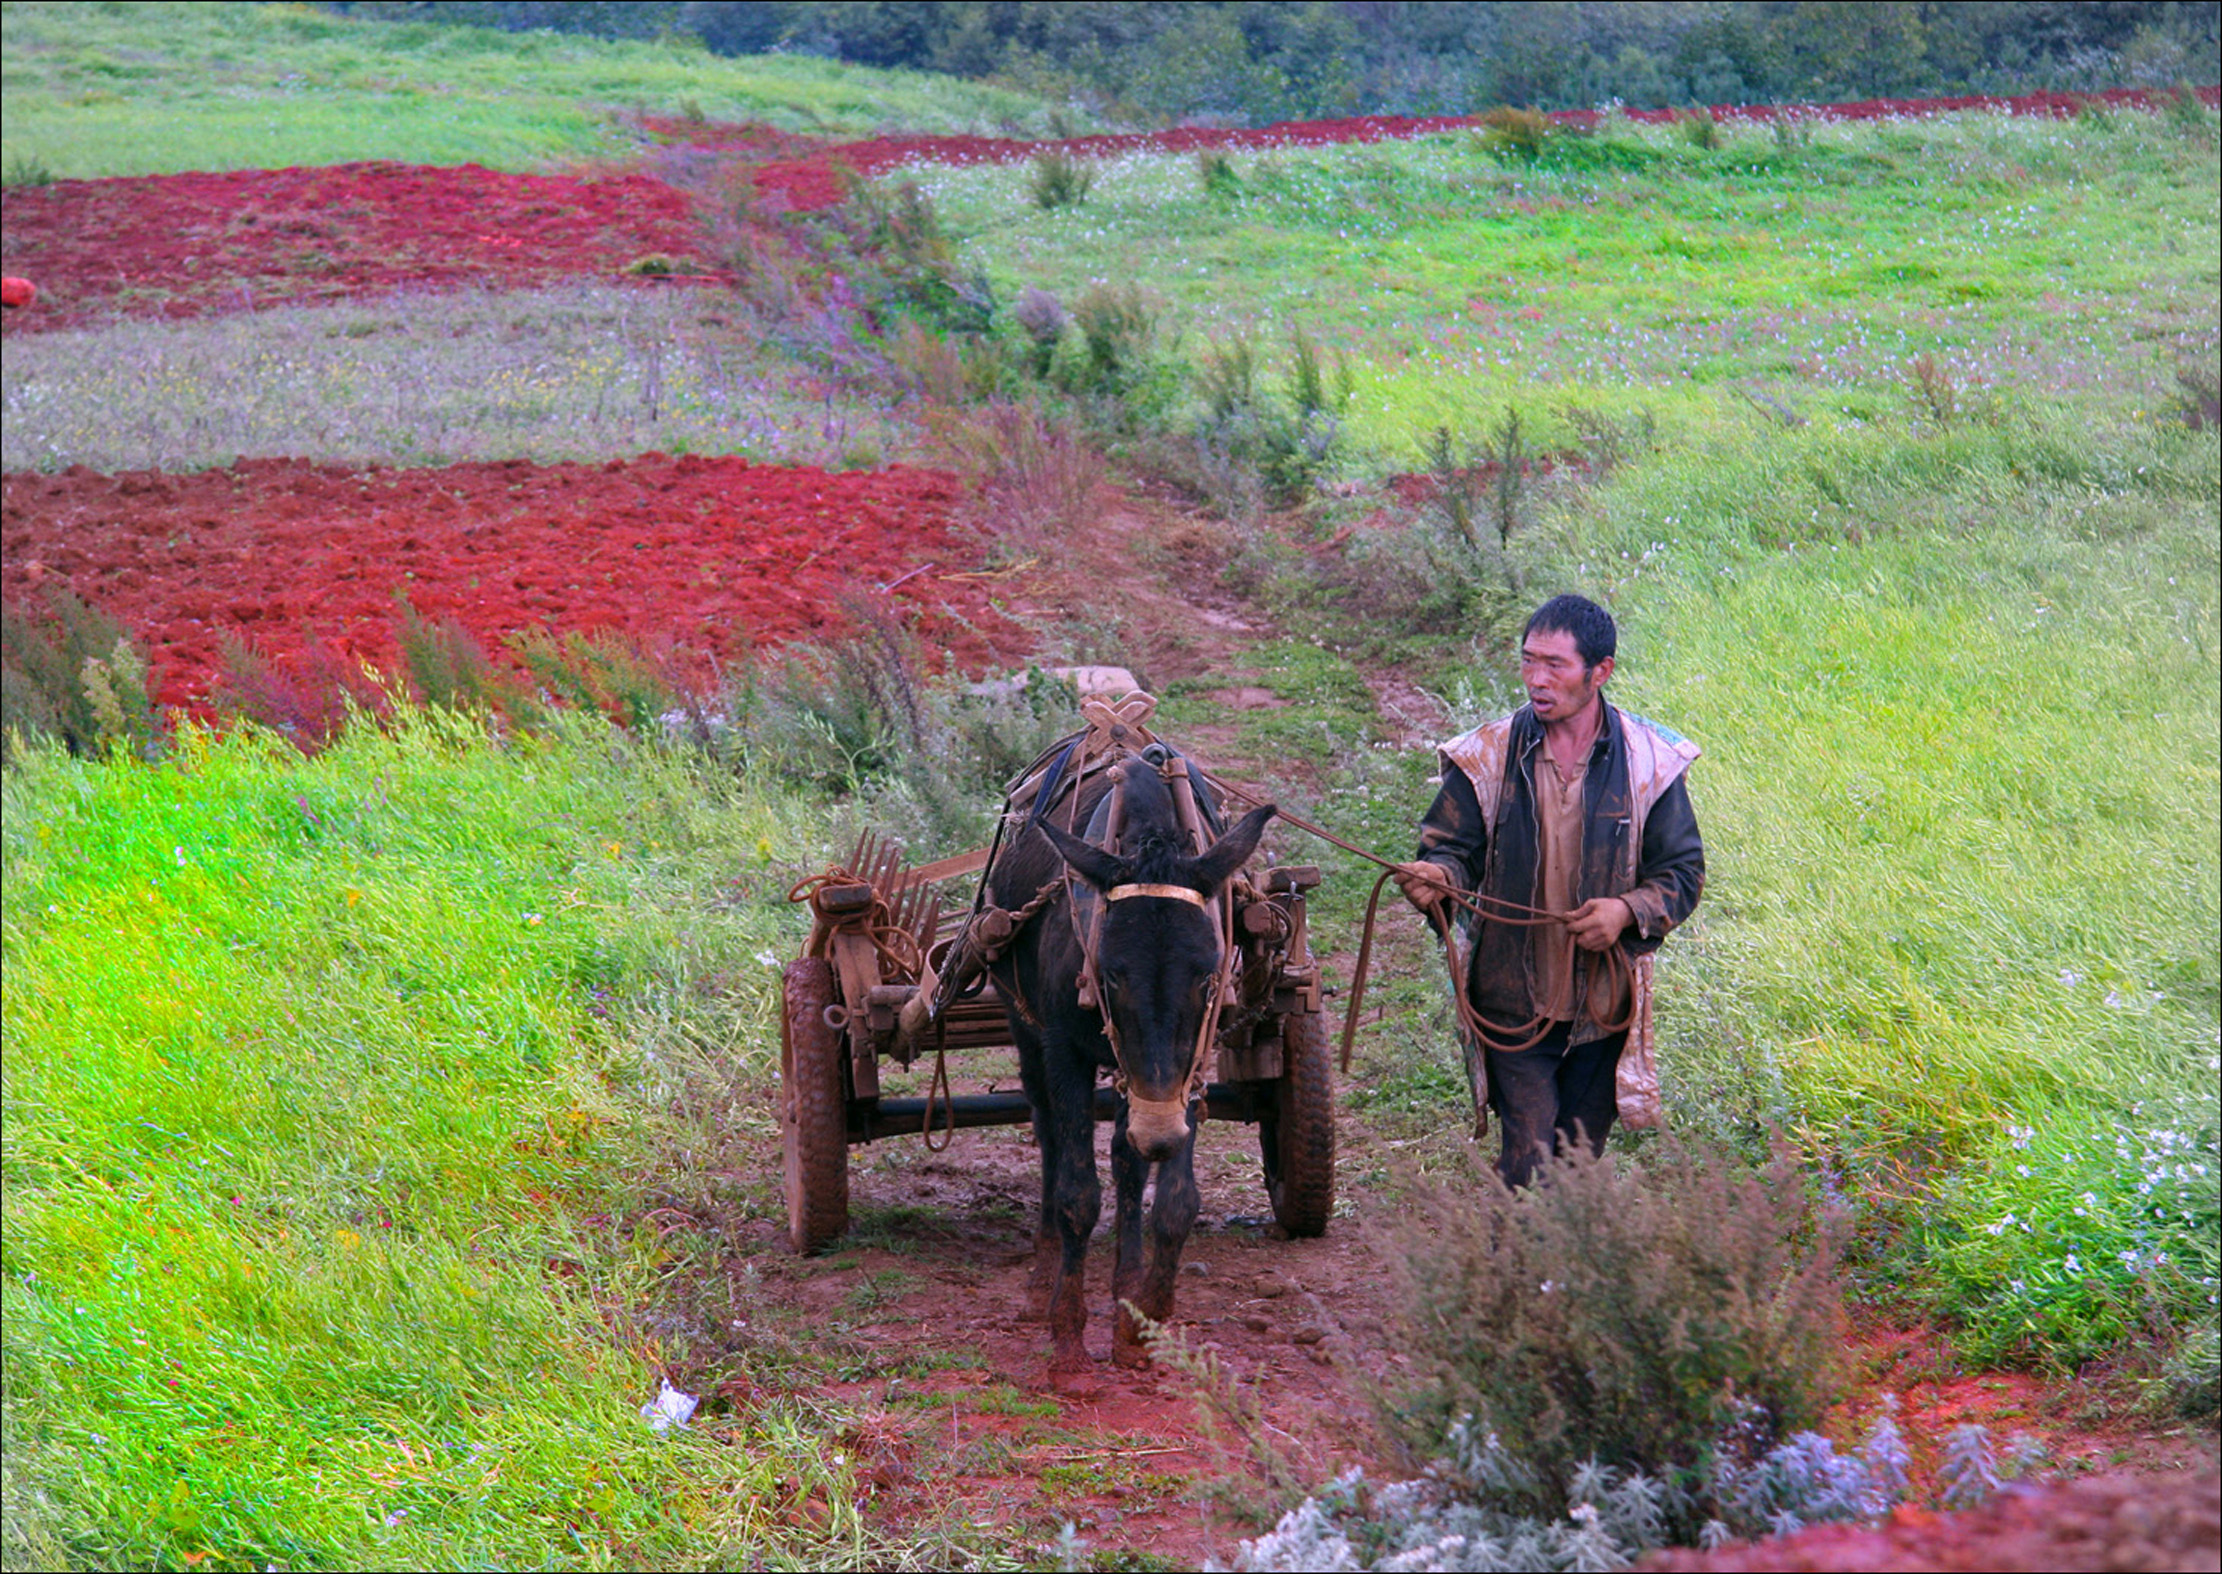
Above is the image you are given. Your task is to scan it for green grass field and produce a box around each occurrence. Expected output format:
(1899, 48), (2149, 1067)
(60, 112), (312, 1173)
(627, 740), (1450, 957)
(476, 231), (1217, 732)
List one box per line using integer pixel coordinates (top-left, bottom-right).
(0, 0), (1079, 179)
(910, 108), (2218, 463)
(0, 713), (898, 1568)
(3, 6), (2219, 1566)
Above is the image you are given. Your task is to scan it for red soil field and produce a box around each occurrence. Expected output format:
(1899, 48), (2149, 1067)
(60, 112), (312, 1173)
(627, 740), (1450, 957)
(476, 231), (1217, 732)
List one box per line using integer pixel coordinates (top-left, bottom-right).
(0, 160), (720, 332)
(0, 455), (1031, 713)
(5, 88), (2212, 330)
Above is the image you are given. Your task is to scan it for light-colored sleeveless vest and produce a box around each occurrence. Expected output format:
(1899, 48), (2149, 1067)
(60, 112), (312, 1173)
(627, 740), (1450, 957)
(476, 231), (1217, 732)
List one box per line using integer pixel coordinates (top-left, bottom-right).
(1435, 706), (1699, 1131)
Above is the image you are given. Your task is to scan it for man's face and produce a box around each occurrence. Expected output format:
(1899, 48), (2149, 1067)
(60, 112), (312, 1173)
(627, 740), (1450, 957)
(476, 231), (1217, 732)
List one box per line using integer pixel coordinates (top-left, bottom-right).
(1520, 628), (1612, 724)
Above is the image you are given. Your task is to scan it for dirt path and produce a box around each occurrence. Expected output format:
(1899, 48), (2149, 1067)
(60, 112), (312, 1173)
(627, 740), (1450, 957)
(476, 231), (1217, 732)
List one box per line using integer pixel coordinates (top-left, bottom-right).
(703, 492), (1426, 1564)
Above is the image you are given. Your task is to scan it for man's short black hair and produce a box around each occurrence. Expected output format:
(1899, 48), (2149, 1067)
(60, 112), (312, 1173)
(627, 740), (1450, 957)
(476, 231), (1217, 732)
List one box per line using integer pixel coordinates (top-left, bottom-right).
(1523, 594), (1617, 670)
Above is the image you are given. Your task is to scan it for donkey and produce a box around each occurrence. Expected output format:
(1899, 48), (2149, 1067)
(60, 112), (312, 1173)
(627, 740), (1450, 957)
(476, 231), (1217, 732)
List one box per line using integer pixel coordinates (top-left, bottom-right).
(984, 752), (1274, 1373)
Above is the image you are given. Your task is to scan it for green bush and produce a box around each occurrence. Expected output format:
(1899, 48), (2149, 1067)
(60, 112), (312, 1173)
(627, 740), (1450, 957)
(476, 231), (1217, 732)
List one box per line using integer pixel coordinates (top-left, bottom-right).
(1476, 105), (1557, 161)
(1390, 1139), (1844, 1536)
(1025, 146), (1096, 209)
(1182, 327), (1353, 510)
(1, 589), (164, 762)
(1675, 106), (1723, 150)
(1198, 148), (1243, 199)
(730, 598), (1081, 848)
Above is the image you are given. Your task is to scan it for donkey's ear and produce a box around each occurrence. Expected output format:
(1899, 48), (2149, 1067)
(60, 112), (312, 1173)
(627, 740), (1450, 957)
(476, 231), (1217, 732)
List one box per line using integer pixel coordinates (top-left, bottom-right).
(1187, 802), (1275, 894)
(1038, 818), (1129, 891)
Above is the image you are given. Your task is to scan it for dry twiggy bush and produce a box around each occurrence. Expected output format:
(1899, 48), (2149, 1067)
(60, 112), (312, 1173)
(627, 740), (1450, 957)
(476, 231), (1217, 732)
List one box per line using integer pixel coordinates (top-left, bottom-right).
(1389, 1138), (1845, 1533)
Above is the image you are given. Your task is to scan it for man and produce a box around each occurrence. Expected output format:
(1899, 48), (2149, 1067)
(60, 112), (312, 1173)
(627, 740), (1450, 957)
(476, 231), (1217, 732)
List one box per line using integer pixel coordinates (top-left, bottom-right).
(1395, 594), (1704, 1187)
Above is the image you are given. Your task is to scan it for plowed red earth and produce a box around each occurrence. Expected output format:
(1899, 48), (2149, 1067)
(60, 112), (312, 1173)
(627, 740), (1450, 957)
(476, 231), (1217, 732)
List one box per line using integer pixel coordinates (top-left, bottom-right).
(0, 160), (717, 332)
(0, 455), (1029, 712)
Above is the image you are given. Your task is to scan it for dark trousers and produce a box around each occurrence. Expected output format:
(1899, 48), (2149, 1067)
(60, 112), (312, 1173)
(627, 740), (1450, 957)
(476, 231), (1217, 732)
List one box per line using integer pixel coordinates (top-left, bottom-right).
(1485, 1023), (1626, 1189)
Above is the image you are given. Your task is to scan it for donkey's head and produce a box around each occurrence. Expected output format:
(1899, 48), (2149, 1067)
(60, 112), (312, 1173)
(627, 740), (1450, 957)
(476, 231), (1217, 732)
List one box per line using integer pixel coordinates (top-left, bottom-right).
(1037, 763), (1274, 1160)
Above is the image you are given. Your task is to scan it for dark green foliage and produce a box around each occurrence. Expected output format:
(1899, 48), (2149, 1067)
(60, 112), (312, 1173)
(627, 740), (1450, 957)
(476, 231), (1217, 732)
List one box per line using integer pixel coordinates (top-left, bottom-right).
(1024, 146), (1095, 209)
(1183, 327), (1353, 511)
(717, 172), (992, 349)
(734, 593), (1081, 844)
(2161, 82), (2217, 140)
(2167, 356), (2220, 431)
(1675, 105), (1723, 150)
(1010, 285), (1068, 378)
(1055, 281), (1186, 431)
(1197, 149), (1242, 200)
(212, 631), (380, 750)
(1067, 280), (1160, 396)
(333, 2), (2222, 122)
(506, 628), (696, 735)
(3, 152), (57, 187)
(1477, 105), (1557, 160)
(1390, 1139), (1845, 1537)
(1, 590), (163, 762)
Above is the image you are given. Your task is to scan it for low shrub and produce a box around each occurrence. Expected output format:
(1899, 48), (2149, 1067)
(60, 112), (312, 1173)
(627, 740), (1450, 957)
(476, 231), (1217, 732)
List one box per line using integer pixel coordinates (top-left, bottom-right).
(212, 630), (383, 751)
(1011, 284), (1069, 379)
(1025, 146), (1096, 209)
(1065, 280), (1162, 401)
(393, 592), (511, 716)
(1198, 148), (1242, 199)
(1477, 106), (1557, 161)
(1676, 106), (1723, 150)
(1388, 1139), (1845, 1537)
(1906, 352), (1998, 430)
(1231, 1408), (1934, 1571)
(2166, 355), (2219, 430)
(1, 589), (164, 762)
(2161, 82), (2216, 141)
(732, 594), (1080, 846)
(506, 626), (700, 737)
(3, 152), (56, 187)
(928, 398), (1106, 542)
(1184, 327), (1353, 509)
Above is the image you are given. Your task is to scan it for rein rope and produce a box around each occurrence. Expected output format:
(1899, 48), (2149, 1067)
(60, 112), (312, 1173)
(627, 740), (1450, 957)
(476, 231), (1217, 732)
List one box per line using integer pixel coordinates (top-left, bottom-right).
(1199, 773), (1636, 1067)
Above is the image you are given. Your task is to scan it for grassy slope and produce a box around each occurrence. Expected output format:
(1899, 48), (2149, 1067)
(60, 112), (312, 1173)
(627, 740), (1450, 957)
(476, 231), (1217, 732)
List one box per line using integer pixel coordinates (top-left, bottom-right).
(912, 112), (2218, 460)
(0, 715), (896, 1569)
(0, 0), (1076, 179)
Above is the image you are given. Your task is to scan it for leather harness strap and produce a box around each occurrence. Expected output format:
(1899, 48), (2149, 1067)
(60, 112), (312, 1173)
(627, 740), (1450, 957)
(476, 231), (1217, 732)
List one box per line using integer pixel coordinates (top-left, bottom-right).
(1107, 883), (1208, 906)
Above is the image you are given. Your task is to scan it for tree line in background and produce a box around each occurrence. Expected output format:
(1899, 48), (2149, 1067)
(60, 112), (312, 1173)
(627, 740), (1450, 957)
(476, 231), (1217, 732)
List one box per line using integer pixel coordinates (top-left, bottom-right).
(330, 1), (2222, 124)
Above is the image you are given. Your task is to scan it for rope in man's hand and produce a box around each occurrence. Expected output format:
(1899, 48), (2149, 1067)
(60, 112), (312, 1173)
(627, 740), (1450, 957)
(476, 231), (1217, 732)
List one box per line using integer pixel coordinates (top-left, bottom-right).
(1199, 772), (1634, 1069)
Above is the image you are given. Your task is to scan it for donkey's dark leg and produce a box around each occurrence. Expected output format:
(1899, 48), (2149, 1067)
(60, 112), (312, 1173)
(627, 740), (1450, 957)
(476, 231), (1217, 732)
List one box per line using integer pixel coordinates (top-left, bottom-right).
(1109, 1109), (1152, 1367)
(1043, 1036), (1102, 1373)
(1135, 1116), (1200, 1330)
(1014, 1022), (1057, 1323)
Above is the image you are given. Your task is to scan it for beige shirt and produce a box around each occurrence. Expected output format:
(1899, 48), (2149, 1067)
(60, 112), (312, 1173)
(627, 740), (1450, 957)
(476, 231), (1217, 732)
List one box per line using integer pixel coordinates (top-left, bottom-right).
(1534, 753), (1631, 1026)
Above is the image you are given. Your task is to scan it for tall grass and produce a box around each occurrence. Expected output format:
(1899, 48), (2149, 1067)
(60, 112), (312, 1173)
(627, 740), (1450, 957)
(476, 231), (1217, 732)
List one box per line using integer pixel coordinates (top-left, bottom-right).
(0, 710), (875, 1568)
(1580, 409), (2221, 1366)
(0, 0), (1080, 179)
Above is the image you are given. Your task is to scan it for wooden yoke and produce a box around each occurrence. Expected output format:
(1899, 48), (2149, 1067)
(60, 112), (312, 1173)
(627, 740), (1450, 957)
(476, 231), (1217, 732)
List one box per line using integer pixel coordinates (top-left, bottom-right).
(1079, 692), (1159, 758)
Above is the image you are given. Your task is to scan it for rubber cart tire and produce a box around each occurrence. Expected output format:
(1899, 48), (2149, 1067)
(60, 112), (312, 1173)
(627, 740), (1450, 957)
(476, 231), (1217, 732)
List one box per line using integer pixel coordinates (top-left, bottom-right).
(781, 957), (850, 1254)
(1260, 1006), (1335, 1237)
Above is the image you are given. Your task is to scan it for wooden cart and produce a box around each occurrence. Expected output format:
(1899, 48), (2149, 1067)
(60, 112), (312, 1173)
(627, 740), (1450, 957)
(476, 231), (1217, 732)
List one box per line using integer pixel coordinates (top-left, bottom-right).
(779, 812), (1335, 1254)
